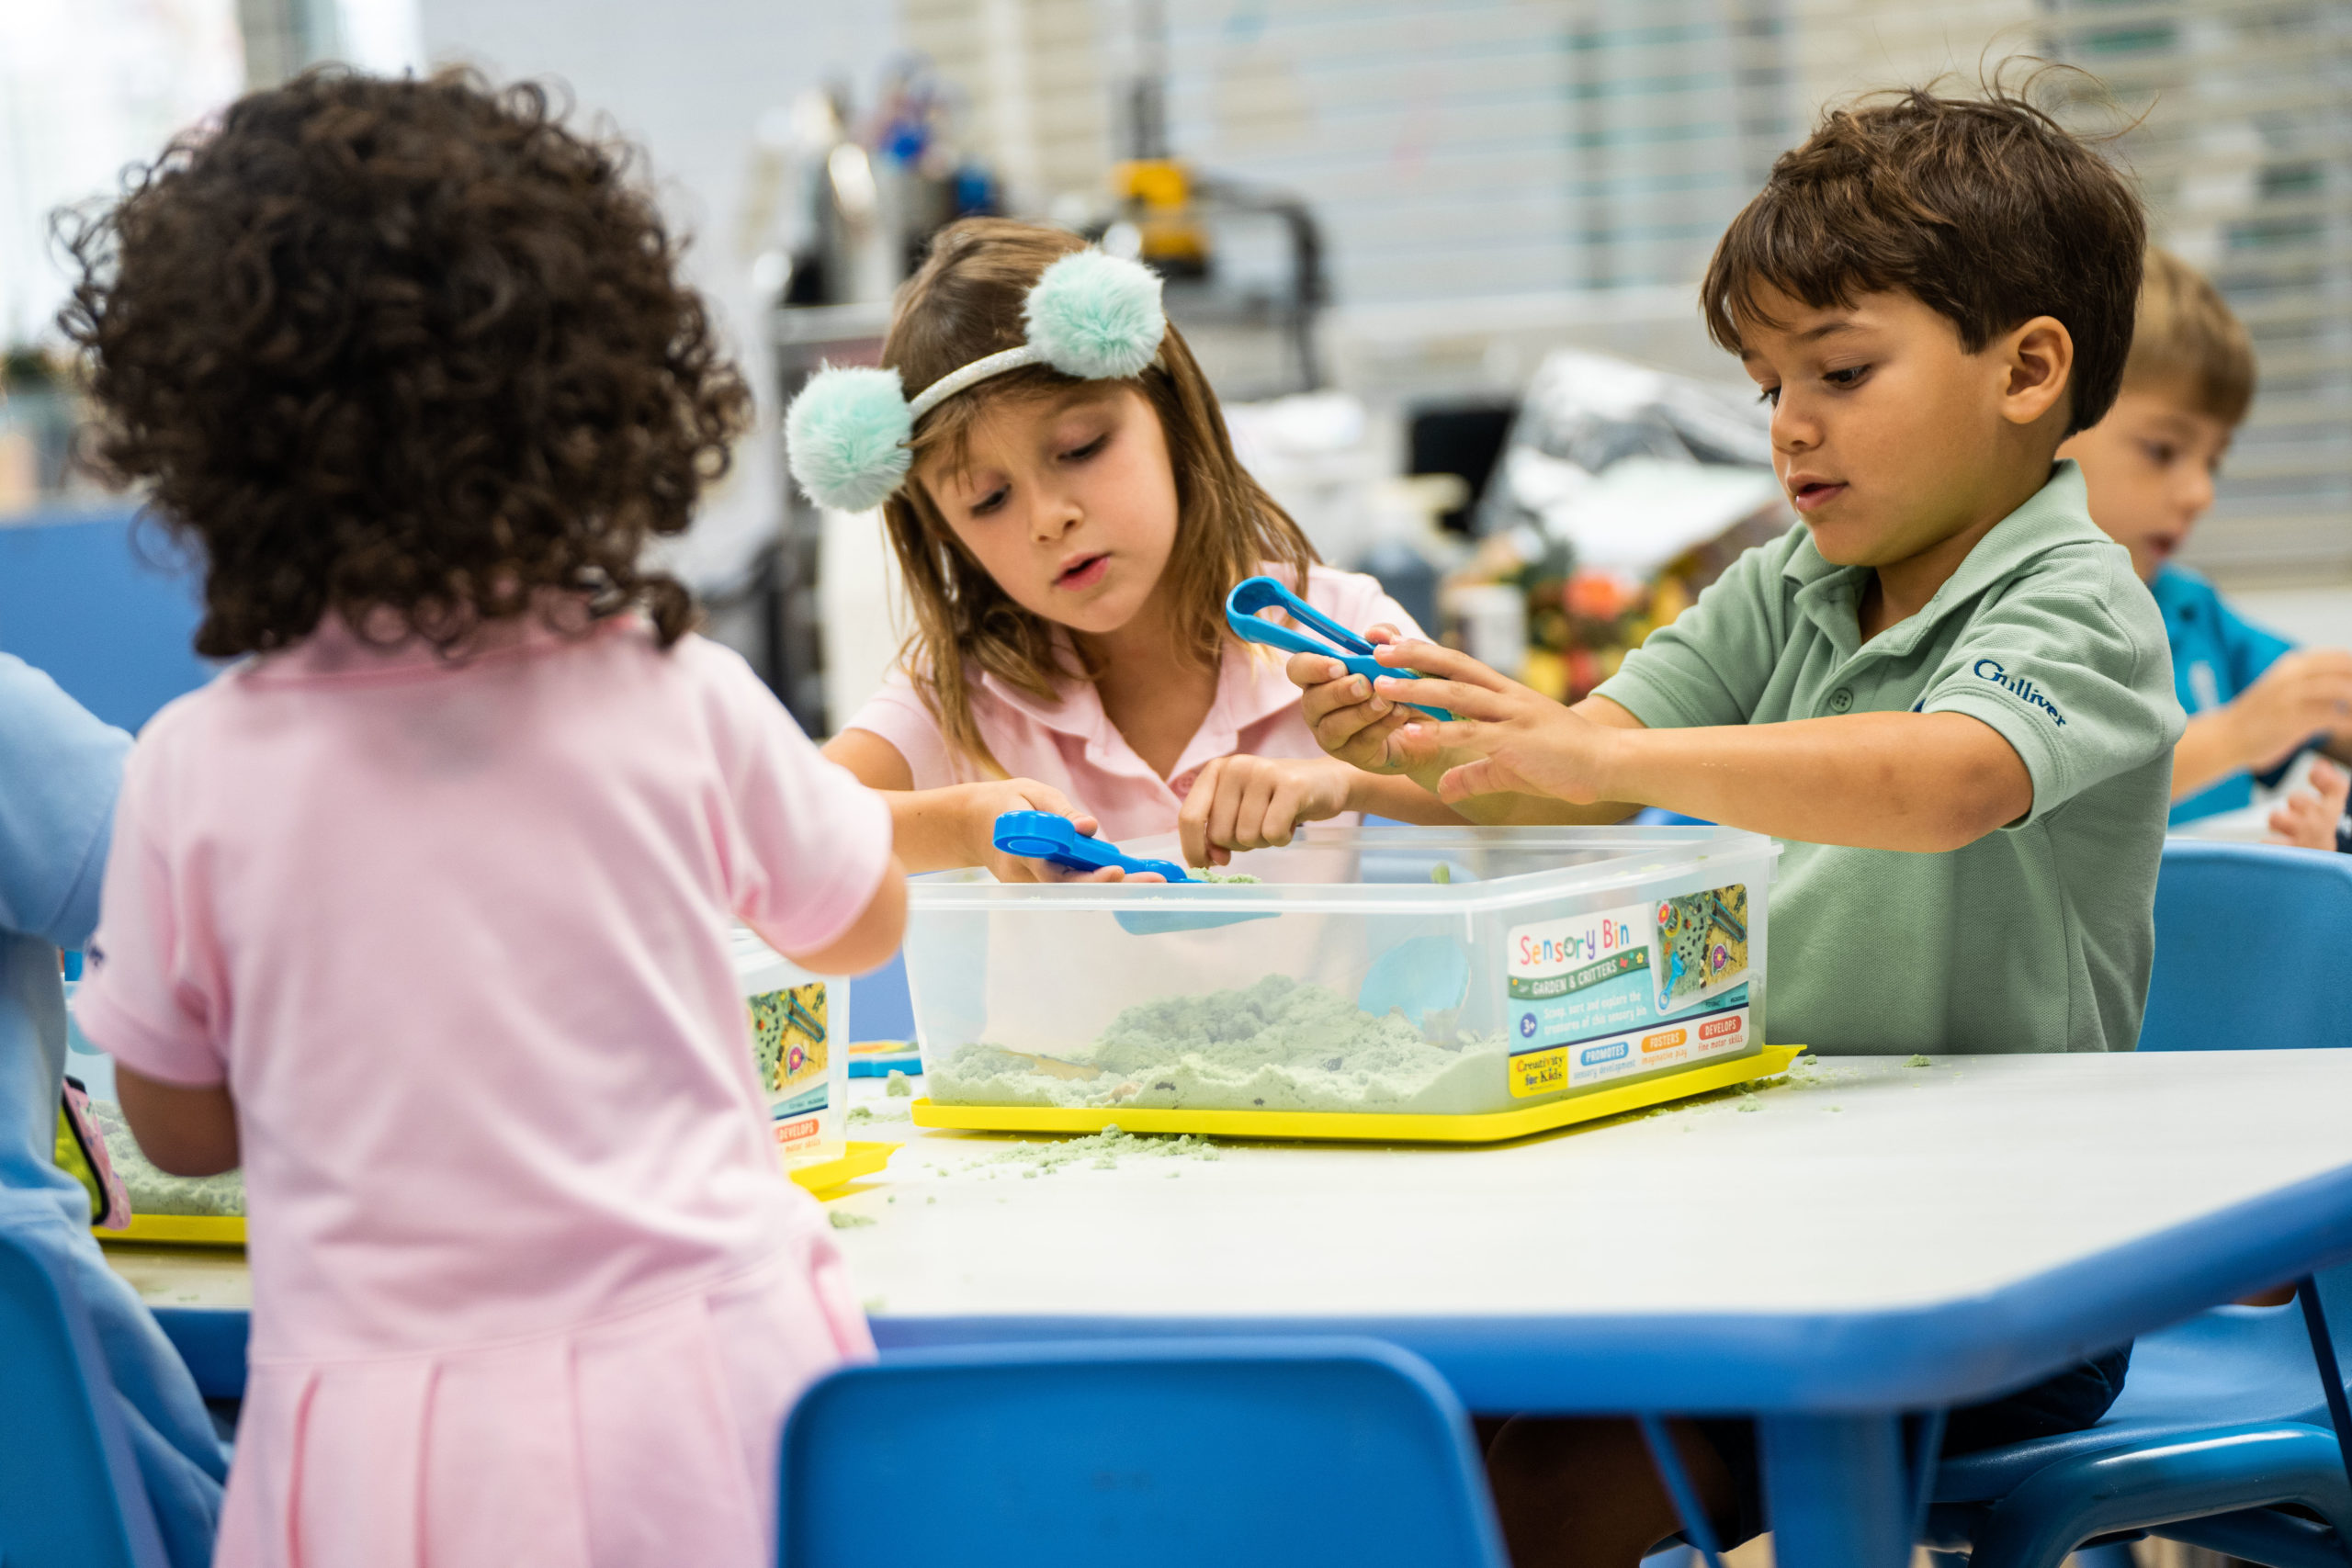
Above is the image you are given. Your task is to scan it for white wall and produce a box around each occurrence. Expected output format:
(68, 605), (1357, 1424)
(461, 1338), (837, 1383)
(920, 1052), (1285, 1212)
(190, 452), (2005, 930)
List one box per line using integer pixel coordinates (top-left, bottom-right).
(0, 0), (244, 350)
(416, 0), (902, 591)
(2228, 588), (2352, 649)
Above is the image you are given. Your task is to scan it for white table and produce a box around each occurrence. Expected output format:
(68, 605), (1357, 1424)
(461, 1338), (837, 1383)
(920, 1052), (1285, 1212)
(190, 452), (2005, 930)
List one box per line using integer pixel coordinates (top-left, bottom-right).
(120, 1050), (2352, 1568)
(828, 1050), (2352, 1568)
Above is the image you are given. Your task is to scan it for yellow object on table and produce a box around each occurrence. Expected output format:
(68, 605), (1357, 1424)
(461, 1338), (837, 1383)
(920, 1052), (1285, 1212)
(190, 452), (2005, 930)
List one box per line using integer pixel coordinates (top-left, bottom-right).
(97, 1140), (904, 1250)
(104, 1213), (245, 1247)
(790, 1139), (898, 1198)
(912, 1044), (1801, 1144)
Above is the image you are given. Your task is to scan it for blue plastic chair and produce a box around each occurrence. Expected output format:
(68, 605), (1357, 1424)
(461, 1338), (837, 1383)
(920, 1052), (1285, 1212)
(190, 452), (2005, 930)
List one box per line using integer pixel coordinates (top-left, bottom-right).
(2140, 840), (2352, 1053)
(1930, 1272), (2352, 1566)
(152, 1305), (249, 1404)
(1922, 841), (2352, 1568)
(0, 1225), (172, 1568)
(776, 1337), (1510, 1568)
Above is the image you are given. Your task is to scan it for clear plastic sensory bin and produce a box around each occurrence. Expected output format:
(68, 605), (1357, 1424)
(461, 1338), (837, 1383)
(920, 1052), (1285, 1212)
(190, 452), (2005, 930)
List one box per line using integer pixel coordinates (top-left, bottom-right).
(903, 825), (1783, 1139)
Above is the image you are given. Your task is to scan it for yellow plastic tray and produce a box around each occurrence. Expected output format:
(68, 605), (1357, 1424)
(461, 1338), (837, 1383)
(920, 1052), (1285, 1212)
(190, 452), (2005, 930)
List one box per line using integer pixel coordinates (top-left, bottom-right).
(96, 1140), (904, 1248)
(911, 1044), (1802, 1145)
(99, 1213), (245, 1248)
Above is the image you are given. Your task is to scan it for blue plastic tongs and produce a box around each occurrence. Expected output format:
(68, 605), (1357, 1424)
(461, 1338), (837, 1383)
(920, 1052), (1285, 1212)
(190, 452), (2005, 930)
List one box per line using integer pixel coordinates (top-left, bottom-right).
(991, 811), (1194, 883)
(1224, 576), (1452, 720)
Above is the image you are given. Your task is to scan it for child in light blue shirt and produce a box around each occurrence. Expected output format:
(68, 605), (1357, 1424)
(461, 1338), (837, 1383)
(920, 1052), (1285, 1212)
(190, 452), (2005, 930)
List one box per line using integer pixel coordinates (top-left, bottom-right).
(0, 650), (224, 1566)
(2061, 248), (2352, 846)
(2146, 567), (2335, 827)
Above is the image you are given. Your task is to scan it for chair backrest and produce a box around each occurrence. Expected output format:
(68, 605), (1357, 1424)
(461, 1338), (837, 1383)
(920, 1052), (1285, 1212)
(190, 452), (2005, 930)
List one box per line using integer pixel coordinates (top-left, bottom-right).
(2142, 840), (2352, 1052)
(777, 1337), (1509, 1568)
(151, 1305), (249, 1402)
(2143, 840), (2352, 1357)
(0, 1226), (168, 1568)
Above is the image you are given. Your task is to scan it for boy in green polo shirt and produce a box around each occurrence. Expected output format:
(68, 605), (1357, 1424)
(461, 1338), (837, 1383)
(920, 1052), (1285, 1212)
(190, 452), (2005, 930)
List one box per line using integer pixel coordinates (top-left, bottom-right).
(1291, 90), (2181, 1565)
(1303, 96), (2179, 1062)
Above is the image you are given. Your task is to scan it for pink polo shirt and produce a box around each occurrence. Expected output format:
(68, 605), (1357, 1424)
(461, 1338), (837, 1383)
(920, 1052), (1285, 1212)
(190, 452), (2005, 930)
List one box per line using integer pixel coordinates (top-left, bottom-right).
(842, 564), (1423, 843)
(74, 612), (888, 1566)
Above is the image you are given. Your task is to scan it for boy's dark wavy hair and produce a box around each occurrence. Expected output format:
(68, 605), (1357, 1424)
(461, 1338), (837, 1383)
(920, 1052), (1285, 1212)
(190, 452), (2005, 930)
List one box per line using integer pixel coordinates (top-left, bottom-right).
(60, 67), (747, 658)
(1702, 82), (2145, 435)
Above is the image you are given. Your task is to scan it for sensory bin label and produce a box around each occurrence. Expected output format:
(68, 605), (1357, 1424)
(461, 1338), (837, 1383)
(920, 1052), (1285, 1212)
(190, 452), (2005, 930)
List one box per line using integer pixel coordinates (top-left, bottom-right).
(1506, 883), (1752, 1097)
(752, 980), (833, 1153)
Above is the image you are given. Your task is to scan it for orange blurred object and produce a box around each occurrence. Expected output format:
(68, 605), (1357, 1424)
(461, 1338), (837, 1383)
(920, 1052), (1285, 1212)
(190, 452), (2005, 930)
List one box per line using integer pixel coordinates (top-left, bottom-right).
(1566, 645), (1602, 699)
(1565, 570), (1641, 621)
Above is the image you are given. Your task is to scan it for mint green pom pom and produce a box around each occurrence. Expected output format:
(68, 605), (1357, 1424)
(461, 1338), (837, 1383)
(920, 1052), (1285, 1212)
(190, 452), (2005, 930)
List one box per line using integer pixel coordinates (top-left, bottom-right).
(1024, 250), (1165, 380)
(786, 366), (912, 512)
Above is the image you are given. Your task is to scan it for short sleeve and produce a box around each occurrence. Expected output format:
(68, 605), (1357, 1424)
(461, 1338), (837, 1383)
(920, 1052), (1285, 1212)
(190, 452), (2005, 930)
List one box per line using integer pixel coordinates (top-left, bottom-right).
(70, 739), (229, 1088)
(699, 646), (896, 959)
(1365, 590), (1426, 642)
(1306, 566), (1430, 644)
(838, 671), (962, 790)
(1593, 538), (1790, 728)
(1918, 562), (2185, 827)
(0, 654), (131, 949)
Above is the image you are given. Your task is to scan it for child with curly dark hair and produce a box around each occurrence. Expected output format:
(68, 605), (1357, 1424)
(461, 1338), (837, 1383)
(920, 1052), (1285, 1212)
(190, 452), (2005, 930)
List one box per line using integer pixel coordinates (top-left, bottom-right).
(62, 68), (903, 1568)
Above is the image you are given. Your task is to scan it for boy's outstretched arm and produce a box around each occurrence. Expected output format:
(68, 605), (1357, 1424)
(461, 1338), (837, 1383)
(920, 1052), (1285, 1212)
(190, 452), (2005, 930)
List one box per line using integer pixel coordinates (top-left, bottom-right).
(1374, 640), (2032, 852)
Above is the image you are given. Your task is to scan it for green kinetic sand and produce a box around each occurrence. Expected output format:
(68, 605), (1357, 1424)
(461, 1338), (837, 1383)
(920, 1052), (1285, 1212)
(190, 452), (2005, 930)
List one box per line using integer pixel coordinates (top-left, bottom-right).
(930, 974), (1507, 1115)
(978, 1124), (1220, 1173)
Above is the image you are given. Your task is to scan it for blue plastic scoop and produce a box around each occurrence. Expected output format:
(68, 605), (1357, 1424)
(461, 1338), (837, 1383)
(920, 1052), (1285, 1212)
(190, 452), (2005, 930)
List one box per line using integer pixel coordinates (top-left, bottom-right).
(992, 811), (1193, 882)
(1225, 575), (1452, 720)
(991, 811), (1269, 935)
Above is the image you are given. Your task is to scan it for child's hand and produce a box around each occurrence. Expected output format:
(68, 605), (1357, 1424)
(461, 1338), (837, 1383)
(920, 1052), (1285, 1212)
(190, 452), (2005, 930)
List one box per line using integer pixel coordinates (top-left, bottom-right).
(1287, 624), (1416, 774)
(1369, 640), (1623, 805)
(961, 779), (1163, 884)
(2227, 649), (2352, 772)
(1177, 754), (1357, 866)
(2267, 759), (2349, 851)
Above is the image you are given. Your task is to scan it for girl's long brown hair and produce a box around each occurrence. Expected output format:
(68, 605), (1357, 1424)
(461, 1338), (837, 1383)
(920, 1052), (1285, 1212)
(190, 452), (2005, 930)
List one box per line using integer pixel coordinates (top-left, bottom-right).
(879, 219), (1317, 778)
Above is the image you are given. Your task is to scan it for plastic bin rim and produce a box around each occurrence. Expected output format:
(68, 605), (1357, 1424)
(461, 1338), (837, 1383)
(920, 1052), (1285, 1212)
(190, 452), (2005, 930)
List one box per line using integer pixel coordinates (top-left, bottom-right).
(909, 829), (1781, 912)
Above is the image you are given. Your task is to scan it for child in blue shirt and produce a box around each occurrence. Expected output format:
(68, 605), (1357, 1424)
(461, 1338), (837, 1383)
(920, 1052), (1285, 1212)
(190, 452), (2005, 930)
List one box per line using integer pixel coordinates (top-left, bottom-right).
(2061, 247), (2352, 848)
(0, 651), (225, 1565)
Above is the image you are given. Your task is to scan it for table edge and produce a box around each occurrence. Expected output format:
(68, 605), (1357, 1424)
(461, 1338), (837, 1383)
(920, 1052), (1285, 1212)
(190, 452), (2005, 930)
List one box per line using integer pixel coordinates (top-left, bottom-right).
(869, 1158), (2352, 1413)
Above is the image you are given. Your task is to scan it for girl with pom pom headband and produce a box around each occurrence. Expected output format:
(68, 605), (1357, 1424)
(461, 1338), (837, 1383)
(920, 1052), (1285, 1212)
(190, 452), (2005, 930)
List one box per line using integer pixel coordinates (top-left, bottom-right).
(785, 247), (1170, 513)
(802, 219), (1469, 885)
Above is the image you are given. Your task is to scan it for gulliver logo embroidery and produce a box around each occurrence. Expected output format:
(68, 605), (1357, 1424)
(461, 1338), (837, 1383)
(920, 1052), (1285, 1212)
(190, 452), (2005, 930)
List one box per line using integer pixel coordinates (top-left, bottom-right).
(1972, 659), (2064, 725)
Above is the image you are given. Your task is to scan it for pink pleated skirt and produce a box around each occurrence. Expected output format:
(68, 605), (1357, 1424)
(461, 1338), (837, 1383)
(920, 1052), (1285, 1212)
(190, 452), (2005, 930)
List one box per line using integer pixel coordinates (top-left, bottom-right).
(214, 1236), (874, 1568)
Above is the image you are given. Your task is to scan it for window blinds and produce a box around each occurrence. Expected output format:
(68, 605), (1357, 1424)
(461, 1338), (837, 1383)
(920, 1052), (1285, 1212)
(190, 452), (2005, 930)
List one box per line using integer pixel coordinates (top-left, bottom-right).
(910, 0), (2347, 570)
(2044, 0), (2352, 573)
